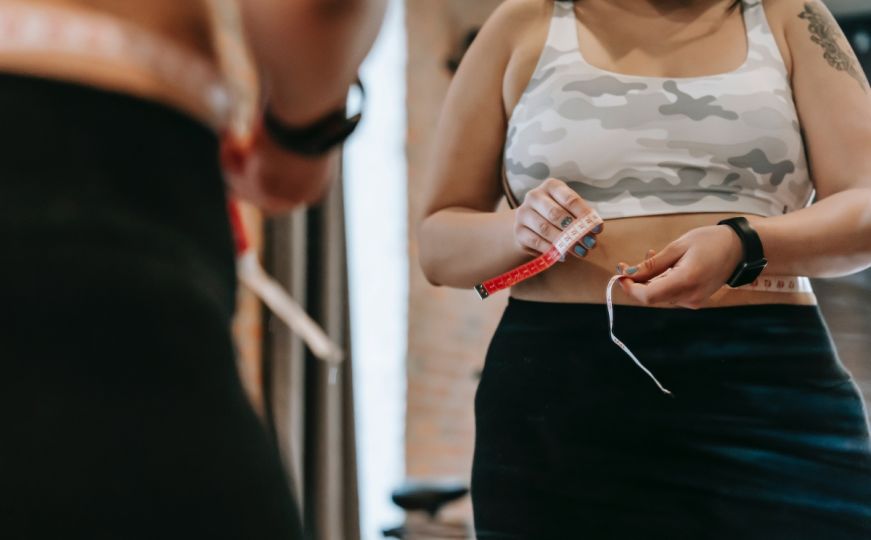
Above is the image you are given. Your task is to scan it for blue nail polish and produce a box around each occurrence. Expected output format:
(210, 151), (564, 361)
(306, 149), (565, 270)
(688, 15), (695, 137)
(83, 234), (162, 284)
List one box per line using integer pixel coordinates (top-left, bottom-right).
(616, 264), (623, 275)
(583, 235), (596, 249)
(560, 216), (573, 229)
(626, 266), (638, 275)
(592, 224), (603, 233)
(574, 245), (587, 257)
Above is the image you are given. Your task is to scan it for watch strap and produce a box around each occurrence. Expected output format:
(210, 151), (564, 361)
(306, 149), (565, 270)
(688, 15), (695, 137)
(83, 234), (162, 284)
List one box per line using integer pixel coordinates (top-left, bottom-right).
(717, 217), (764, 263)
(263, 79), (364, 156)
(717, 217), (767, 287)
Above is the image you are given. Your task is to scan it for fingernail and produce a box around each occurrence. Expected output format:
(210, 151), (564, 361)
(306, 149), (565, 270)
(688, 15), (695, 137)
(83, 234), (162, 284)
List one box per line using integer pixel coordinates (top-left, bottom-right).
(616, 264), (623, 274)
(582, 235), (596, 249)
(626, 266), (638, 275)
(592, 224), (603, 233)
(560, 216), (573, 229)
(574, 245), (587, 257)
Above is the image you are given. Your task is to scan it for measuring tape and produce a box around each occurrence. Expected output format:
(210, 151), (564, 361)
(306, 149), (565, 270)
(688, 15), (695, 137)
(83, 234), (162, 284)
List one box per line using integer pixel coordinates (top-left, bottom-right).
(0, 2), (232, 128)
(731, 275), (812, 293)
(475, 209), (811, 299)
(605, 271), (811, 395)
(228, 201), (345, 384)
(475, 211), (605, 299)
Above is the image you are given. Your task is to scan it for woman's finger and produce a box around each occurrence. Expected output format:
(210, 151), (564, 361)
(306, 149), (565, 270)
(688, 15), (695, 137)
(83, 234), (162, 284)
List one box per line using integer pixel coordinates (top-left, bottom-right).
(620, 266), (695, 306)
(526, 183), (600, 259)
(620, 241), (684, 282)
(519, 207), (564, 245)
(543, 178), (592, 220)
(617, 249), (658, 275)
(546, 180), (603, 257)
(526, 187), (576, 230)
(515, 225), (551, 256)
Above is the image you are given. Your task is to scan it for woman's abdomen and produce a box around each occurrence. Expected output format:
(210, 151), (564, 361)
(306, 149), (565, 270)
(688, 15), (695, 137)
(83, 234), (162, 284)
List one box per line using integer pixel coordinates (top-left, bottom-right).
(510, 211), (817, 307)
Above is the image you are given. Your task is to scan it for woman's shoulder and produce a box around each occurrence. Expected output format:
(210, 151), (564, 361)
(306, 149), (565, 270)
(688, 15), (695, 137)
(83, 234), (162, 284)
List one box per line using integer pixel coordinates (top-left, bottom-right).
(478, 0), (552, 50)
(491, 0), (553, 21)
(757, 0), (842, 78)
(470, 0), (556, 116)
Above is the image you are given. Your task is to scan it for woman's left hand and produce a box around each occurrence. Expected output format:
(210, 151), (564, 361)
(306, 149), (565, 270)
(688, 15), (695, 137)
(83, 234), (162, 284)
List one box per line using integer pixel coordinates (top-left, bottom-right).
(221, 121), (339, 214)
(616, 224), (745, 309)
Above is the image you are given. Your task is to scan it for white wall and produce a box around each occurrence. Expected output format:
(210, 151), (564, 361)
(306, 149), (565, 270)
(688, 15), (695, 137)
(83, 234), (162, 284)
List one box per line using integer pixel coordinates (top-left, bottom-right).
(344, 0), (408, 538)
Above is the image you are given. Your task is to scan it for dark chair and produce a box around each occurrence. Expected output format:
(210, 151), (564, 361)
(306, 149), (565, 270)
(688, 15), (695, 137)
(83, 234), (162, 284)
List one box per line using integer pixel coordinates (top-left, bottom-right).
(382, 481), (471, 539)
(391, 481), (469, 517)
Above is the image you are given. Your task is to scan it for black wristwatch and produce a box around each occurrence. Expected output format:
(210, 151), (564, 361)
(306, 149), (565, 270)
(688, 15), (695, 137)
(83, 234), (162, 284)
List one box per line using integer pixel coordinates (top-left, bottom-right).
(263, 78), (365, 156)
(717, 217), (768, 288)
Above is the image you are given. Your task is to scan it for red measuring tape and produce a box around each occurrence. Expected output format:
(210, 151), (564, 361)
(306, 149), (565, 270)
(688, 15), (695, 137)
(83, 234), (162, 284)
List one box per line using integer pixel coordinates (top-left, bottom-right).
(475, 211), (604, 299)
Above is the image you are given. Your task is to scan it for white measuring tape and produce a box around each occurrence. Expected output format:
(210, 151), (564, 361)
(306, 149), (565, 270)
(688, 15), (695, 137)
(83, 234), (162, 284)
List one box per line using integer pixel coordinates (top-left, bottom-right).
(229, 202), (344, 385)
(0, 2), (233, 129)
(604, 272), (810, 395)
(605, 274), (673, 394)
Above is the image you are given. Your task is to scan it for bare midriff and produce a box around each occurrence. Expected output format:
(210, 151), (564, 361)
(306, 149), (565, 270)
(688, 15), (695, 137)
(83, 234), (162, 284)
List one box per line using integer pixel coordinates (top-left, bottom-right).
(509, 212), (817, 308)
(0, 0), (218, 123)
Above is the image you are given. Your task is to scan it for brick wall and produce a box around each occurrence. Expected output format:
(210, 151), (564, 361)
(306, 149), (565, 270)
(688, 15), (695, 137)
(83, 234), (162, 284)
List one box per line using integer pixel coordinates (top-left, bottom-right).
(405, 0), (505, 523)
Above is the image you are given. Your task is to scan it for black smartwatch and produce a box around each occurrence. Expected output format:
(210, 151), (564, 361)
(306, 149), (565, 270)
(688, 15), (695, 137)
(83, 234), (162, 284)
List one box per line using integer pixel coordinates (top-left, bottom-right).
(717, 217), (768, 288)
(263, 78), (365, 156)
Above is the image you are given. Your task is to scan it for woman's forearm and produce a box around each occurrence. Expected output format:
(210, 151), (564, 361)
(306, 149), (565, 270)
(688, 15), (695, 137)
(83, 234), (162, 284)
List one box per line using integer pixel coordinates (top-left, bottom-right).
(240, 0), (387, 125)
(754, 188), (871, 278)
(419, 208), (531, 289)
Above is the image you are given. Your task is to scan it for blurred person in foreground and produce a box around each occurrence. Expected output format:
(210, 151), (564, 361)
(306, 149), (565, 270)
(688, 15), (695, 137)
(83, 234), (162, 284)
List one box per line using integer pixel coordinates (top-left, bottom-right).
(0, 0), (385, 538)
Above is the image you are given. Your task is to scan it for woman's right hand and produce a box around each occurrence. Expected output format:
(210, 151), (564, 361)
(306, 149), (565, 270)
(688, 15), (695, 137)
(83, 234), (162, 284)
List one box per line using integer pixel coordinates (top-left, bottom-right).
(514, 178), (603, 259)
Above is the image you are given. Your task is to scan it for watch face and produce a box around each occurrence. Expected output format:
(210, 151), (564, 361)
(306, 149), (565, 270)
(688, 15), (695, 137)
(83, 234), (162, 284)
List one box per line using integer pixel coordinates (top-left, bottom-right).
(346, 82), (365, 120)
(747, 259), (769, 272)
(729, 259), (768, 288)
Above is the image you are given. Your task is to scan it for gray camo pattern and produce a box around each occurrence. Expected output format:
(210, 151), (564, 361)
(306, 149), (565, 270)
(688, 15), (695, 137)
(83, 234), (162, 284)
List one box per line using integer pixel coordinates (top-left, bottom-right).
(504, 0), (813, 218)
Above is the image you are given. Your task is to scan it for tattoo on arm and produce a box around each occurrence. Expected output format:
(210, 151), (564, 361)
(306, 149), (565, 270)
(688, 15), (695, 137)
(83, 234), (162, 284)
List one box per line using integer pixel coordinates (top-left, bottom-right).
(798, 2), (869, 93)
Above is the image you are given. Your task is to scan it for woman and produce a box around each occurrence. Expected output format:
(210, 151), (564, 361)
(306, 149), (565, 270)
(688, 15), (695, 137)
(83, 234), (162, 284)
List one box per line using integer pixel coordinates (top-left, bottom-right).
(419, 0), (871, 537)
(0, 0), (383, 538)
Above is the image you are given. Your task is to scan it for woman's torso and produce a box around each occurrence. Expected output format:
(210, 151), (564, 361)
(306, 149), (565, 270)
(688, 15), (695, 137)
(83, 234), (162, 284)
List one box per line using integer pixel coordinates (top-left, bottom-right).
(0, 0), (223, 125)
(0, 0), (237, 310)
(501, 0), (815, 307)
(29, 0), (214, 56)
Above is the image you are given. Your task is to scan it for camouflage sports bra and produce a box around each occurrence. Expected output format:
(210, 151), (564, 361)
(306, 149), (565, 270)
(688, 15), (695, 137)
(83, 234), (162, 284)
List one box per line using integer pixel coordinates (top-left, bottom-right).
(503, 0), (814, 219)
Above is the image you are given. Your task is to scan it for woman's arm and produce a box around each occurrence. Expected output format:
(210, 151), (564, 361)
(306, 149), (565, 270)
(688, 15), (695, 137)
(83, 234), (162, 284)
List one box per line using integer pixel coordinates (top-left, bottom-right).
(419, 0), (534, 288)
(214, 0), (386, 211)
(618, 0), (871, 307)
(420, 0), (599, 288)
(753, 0), (871, 278)
(239, 0), (387, 125)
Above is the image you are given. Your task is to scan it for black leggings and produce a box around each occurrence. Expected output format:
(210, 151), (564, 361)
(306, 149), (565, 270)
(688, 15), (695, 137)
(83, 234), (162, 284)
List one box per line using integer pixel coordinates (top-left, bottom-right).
(472, 299), (871, 539)
(0, 74), (302, 539)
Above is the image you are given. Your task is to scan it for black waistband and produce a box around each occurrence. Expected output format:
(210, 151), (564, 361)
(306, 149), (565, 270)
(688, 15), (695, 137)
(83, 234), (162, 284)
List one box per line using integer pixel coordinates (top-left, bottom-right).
(0, 72), (235, 312)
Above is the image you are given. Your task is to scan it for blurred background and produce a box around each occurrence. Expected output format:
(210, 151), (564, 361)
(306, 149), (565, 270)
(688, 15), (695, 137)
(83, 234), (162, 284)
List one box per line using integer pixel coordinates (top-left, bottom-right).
(235, 1), (871, 538)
